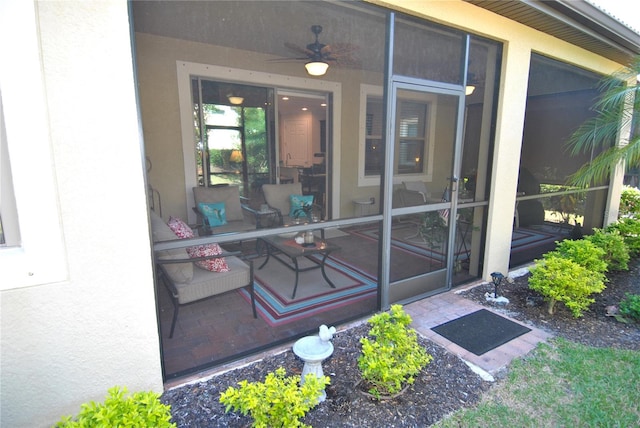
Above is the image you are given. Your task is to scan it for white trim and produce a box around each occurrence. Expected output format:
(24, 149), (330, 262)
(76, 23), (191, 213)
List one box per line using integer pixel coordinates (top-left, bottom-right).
(0, 0), (67, 289)
(176, 62), (342, 223)
(358, 84), (383, 187)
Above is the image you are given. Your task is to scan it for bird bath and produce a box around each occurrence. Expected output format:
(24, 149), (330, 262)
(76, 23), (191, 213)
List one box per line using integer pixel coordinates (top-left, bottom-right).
(292, 325), (336, 402)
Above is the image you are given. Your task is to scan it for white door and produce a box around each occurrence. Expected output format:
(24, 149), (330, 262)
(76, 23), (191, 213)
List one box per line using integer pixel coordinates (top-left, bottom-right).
(282, 115), (311, 167)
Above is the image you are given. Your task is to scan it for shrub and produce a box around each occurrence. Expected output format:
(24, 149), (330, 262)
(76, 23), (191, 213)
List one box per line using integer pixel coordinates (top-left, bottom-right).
(419, 211), (447, 248)
(358, 304), (433, 399)
(585, 228), (630, 271)
(619, 293), (640, 322)
(528, 255), (606, 317)
(619, 185), (640, 218)
(219, 367), (329, 428)
(606, 217), (640, 257)
(545, 238), (607, 275)
(56, 386), (175, 428)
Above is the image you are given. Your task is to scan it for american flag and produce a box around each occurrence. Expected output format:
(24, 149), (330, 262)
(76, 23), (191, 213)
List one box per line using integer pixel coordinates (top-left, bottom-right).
(438, 187), (450, 225)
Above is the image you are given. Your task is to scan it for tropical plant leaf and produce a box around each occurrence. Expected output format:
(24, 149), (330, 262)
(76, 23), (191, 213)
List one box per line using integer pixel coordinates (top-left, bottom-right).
(565, 56), (640, 187)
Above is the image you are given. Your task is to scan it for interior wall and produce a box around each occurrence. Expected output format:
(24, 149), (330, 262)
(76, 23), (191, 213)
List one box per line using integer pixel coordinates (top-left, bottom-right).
(135, 32), (384, 220)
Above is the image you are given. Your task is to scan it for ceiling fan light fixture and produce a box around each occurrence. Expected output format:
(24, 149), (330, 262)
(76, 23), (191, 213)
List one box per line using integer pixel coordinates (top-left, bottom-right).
(228, 95), (244, 105)
(305, 61), (329, 76)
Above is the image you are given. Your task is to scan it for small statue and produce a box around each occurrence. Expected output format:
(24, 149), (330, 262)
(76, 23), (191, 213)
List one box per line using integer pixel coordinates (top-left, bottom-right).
(318, 324), (336, 342)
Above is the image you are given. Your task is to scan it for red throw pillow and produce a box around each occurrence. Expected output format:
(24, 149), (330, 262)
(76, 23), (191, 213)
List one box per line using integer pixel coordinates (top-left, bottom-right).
(167, 216), (229, 272)
(167, 216), (194, 239)
(187, 243), (230, 273)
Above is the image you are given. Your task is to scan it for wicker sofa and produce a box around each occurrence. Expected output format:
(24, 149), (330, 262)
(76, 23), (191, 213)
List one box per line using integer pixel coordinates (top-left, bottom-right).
(150, 209), (256, 338)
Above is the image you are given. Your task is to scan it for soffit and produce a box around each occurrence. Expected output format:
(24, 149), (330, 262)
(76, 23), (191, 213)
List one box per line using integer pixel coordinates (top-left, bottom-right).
(464, 0), (640, 65)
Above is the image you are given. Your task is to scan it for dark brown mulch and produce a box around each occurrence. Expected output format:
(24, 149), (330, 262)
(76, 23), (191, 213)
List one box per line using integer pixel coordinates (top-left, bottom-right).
(460, 258), (640, 351)
(162, 259), (640, 427)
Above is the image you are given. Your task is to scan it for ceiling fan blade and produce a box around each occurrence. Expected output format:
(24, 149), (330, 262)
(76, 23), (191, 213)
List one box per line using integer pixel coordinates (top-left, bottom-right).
(284, 42), (313, 57)
(275, 28), (361, 69)
(267, 57), (308, 63)
(323, 42), (359, 57)
(333, 57), (362, 68)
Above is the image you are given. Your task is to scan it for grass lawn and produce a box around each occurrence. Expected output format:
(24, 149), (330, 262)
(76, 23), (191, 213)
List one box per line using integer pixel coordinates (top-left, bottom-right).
(435, 338), (640, 427)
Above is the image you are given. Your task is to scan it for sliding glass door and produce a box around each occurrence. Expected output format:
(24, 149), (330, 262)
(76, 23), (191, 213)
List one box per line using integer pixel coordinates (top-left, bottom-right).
(193, 79), (270, 196)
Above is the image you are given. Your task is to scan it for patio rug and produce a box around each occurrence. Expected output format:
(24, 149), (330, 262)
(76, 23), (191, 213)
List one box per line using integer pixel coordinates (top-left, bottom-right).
(432, 309), (531, 356)
(238, 253), (376, 327)
(511, 226), (559, 253)
(349, 223), (467, 262)
(351, 223), (560, 261)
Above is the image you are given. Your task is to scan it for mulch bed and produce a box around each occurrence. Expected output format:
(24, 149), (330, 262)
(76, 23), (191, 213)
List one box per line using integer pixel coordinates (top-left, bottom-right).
(162, 258), (640, 427)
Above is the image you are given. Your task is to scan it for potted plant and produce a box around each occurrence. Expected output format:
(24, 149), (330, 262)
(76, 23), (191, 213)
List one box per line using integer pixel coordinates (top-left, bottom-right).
(419, 211), (447, 248)
(357, 305), (433, 399)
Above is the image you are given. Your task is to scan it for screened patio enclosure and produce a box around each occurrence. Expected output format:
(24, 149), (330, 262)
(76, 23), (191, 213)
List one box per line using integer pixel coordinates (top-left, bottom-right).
(133, 1), (608, 380)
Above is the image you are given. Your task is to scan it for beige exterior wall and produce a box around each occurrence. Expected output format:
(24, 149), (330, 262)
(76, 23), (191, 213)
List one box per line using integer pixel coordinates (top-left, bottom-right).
(0, 2), (163, 427)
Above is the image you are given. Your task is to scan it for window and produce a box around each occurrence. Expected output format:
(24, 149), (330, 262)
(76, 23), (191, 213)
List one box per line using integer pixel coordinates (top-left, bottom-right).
(0, 0), (67, 289)
(364, 93), (384, 177)
(0, 100), (18, 247)
(397, 101), (428, 174)
(192, 78), (269, 191)
(359, 84), (435, 186)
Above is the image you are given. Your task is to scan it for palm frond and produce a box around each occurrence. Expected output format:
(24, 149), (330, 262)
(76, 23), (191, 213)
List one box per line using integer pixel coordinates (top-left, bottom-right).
(565, 56), (640, 187)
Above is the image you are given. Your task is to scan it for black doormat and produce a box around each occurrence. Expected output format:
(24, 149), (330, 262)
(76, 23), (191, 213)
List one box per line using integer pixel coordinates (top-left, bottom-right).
(432, 309), (531, 356)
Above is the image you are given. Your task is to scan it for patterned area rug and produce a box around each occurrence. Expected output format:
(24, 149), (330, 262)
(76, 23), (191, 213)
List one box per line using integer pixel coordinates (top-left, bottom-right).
(349, 223), (462, 262)
(239, 254), (376, 327)
(351, 223), (560, 260)
(511, 226), (559, 253)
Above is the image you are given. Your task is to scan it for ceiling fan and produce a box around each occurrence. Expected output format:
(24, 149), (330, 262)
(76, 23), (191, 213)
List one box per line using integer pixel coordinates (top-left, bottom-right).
(271, 25), (358, 75)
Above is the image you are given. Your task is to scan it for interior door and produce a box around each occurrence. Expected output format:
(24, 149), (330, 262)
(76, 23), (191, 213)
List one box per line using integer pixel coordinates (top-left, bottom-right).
(281, 115), (311, 167)
(386, 83), (465, 303)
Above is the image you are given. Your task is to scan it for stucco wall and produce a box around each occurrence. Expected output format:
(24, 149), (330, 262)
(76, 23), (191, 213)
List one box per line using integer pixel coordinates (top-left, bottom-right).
(0, 2), (163, 427)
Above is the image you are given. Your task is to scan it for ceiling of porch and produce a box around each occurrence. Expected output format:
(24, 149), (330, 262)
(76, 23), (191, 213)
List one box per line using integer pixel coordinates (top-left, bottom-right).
(132, 1), (639, 68)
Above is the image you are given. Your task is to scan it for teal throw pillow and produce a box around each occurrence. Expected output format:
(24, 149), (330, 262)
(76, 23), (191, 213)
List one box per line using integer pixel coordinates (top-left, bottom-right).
(289, 194), (314, 218)
(198, 202), (227, 227)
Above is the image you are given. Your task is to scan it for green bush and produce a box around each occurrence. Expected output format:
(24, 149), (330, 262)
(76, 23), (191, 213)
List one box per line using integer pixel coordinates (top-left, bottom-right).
(619, 293), (640, 322)
(219, 367), (329, 428)
(606, 217), (640, 257)
(545, 238), (608, 275)
(585, 228), (630, 271)
(55, 386), (175, 428)
(528, 255), (606, 317)
(619, 185), (640, 218)
(358, 304), (433, 399)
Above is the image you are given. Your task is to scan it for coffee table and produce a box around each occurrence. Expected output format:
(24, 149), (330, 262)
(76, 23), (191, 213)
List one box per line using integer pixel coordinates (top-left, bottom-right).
(258, 234), (340, 299)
